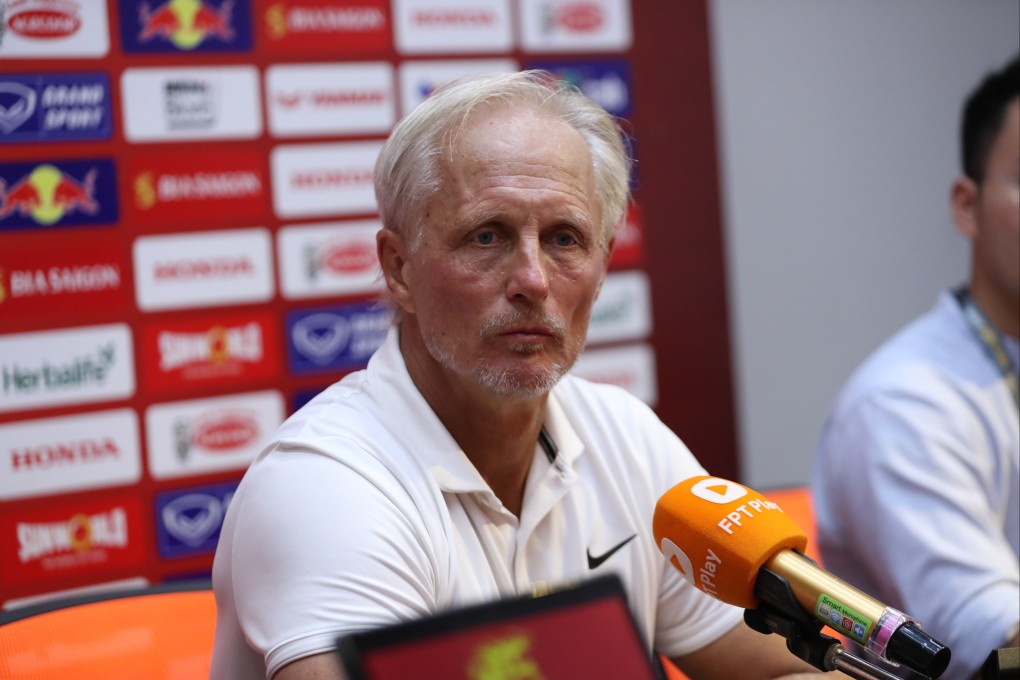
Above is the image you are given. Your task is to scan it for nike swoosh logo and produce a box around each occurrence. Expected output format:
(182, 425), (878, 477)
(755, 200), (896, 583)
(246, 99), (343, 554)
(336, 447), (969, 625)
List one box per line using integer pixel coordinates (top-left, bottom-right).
(587, 534), (637, 569)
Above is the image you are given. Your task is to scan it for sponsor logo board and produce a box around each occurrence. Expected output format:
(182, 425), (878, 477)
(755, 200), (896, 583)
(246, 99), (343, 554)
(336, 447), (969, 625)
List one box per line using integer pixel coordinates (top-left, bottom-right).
(0, 72), (112, 144)
(0, 0), (109, 58)
(154, 480), (237, 558)
(586, 269), (651, 345)
(265, 61), (395, 138)
(0, 236), (129, 320)
(118, 0), (253, 53)
(126, 148), (268, 228)
(392, 0), (511, 54)
(286, 301), (392, 374)
(0, 495), (146, 590)
(145, 389), (284, 479)
(571, 342), (657, 406)
(397, 58), (517, 116)
(133, 228), (275, 312)
(608, 201), (644, 270)
(277, 220), (383, 299)
(519, 0), (631, 53)
(522, 59), (632, 118)
(121, 66), (262, 142)
(261, 0), (391, 55)
(270, 141), (380, 219)
(0, 324), (135, 414)
(0, 409), (141, 501)
(0, 158), (118, 232)
(140, 310), (281, 393)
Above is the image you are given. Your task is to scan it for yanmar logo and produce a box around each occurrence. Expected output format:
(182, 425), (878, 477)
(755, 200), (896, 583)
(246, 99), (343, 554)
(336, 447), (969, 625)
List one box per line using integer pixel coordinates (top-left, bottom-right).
(266, 63), (394, 137)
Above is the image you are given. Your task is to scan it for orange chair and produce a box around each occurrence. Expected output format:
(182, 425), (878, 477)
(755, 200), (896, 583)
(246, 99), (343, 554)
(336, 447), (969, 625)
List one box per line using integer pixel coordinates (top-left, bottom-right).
(0, 580), (215, 680)
(661, 485), (820, 680)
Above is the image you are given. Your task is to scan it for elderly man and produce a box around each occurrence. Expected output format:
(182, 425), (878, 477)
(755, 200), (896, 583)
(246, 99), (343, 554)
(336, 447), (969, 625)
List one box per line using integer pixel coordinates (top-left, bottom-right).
(210, 71), (829, 680)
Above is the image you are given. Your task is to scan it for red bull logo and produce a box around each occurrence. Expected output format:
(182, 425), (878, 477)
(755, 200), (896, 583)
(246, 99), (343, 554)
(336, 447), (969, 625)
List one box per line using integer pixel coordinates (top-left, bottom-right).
(0, 164), (98, 226)
(138, 0), (235, 49)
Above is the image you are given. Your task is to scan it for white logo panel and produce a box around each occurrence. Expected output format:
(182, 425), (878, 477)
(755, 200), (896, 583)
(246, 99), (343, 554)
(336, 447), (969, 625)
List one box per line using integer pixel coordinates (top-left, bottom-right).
(398, 58), (519, 116)
(0, 324), (135, 413)
(393, 0), (512, 54)
(519, 0), (632, 53)
(0, 409), (141, 500)
(121, 66), (262, 142)
(271, 141), (382, 219)
(266, 62), (396, 138)
(278, 220), (384, 299)
(145, 390), (285, 480)
(0, 0), (109, 58)
(133, 228), (275, 312)
(586, 269), (652, 346)
(571, 343), (657, 406)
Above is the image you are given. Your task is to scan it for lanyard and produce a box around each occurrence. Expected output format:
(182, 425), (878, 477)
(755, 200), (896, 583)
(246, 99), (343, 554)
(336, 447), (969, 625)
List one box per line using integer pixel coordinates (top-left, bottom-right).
(953, 286), (1020, 410)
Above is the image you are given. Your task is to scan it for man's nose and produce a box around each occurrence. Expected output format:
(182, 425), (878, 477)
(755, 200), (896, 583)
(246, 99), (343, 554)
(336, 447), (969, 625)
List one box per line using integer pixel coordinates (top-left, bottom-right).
(506, 237), (550, 301)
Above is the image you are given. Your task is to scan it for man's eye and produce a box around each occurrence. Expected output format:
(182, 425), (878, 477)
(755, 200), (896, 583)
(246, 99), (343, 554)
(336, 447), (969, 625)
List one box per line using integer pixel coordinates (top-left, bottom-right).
(553, 232), (577, 247)
(476, 231), (496, 245)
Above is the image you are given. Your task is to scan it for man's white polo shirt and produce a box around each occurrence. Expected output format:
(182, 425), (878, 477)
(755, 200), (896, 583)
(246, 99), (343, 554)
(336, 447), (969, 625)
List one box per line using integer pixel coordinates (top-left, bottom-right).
(210, 327), (742, 679)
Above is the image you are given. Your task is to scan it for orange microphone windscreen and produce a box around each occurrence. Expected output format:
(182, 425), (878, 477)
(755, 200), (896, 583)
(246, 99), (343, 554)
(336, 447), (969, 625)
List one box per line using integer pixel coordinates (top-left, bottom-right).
(652, 476), (808, 609)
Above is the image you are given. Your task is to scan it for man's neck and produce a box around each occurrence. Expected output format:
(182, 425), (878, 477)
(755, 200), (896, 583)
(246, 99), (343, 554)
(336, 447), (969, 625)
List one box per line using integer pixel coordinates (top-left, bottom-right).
(968, 276), (1020, 340)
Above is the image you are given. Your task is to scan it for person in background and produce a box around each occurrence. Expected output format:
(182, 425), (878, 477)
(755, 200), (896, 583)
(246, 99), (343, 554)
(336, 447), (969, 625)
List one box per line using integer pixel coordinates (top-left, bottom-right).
(210, 70), (835, 680)
(812, 55), (1019, 679)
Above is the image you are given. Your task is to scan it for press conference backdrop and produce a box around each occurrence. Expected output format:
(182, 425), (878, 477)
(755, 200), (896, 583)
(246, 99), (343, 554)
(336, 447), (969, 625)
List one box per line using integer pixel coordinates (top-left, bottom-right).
(0, 1), (742, 608)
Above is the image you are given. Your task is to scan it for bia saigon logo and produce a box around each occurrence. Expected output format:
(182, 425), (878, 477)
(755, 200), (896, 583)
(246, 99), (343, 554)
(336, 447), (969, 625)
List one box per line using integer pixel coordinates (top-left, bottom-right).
(0, 159), (118, 232)
(120, 0), (253, 52)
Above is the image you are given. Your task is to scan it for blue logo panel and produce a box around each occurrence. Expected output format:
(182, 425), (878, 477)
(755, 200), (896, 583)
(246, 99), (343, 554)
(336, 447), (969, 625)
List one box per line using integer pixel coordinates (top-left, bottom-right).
(0, 159), (119, 232)
(0, 73), (113, 144)
(155, 481), (238, 559)
(119, 0), (253, 53)
(286, 302), (393, 375)
(522, 59), (633, 119)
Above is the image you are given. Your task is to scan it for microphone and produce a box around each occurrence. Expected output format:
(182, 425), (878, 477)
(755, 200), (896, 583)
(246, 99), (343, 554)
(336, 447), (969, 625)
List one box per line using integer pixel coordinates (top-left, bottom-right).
(653, 475), (951, 679)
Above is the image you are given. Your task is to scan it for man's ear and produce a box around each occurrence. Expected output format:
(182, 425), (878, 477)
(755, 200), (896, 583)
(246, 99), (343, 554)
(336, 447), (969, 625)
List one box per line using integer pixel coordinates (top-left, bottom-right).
(377, 228), (416, 314)
(951, 176), (979, 241)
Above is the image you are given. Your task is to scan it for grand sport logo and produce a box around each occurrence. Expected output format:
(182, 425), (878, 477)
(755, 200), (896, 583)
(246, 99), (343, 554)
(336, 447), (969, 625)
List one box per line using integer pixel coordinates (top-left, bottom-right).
(0, 0), (109, 58)
(0, 72), (112, 143)
(0, 409), (141, 501)
(286, 301), (392, 374)
(118, 0), (253, 53)
(155, 480), (237, 558)
(0, 324), (135, 414)
(145, 390), (284, 479)
(0, 158), (118, 232)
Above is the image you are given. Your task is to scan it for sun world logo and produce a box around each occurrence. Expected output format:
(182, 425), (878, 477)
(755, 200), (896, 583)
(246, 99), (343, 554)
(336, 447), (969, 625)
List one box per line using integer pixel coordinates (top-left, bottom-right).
(9, 437), (119, 471)
(17, 507), (128, 564)
(159, 322), (263, 371)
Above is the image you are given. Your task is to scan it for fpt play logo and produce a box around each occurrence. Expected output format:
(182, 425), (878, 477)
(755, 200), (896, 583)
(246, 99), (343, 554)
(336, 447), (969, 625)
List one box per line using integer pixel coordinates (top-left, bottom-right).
(0, 159), (118, 232)
(119, 0), (253, 52)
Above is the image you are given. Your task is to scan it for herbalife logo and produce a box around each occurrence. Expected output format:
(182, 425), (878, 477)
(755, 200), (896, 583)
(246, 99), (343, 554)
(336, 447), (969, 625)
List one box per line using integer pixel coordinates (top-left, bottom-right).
(3, 342), (116, 396)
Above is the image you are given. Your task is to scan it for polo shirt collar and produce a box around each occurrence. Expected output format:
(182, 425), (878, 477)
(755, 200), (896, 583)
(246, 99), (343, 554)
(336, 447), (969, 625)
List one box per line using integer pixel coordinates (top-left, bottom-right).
(367, 325), (586, 495)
